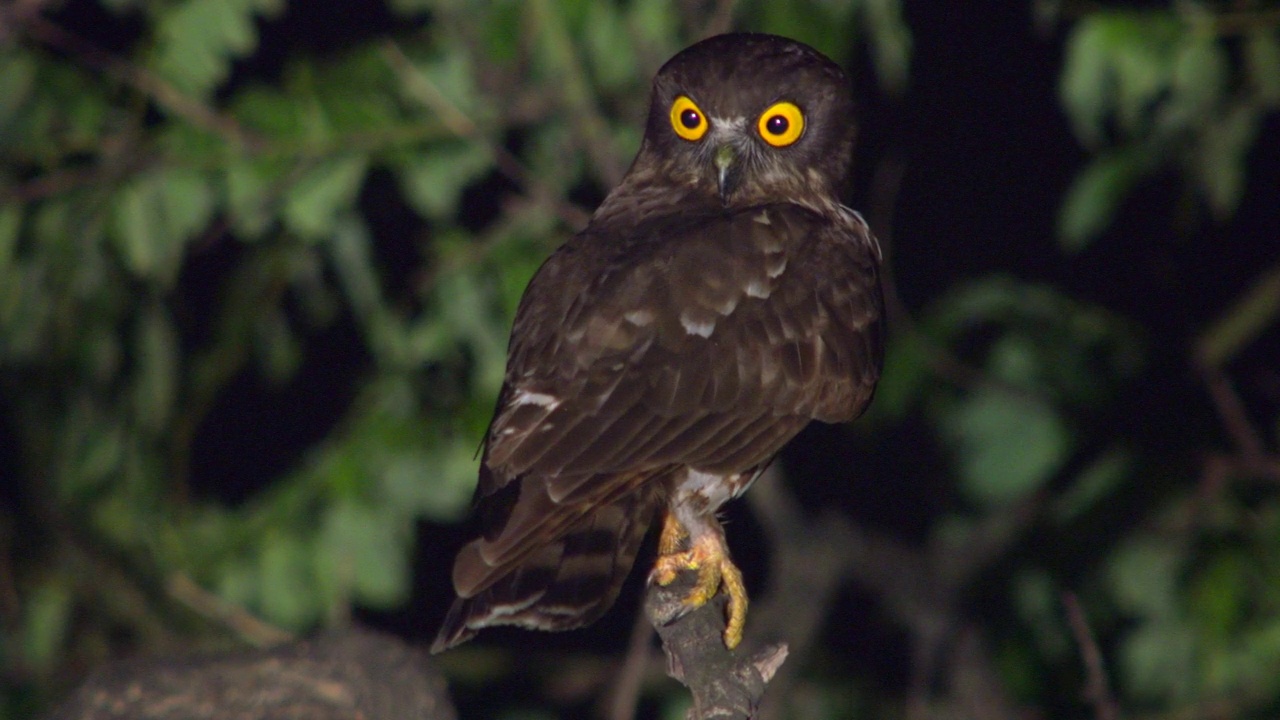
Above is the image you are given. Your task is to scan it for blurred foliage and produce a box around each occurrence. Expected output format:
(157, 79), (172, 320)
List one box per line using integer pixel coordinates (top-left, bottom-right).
(0, 0), (1277, 719)
(1057, 3), (1280, 248)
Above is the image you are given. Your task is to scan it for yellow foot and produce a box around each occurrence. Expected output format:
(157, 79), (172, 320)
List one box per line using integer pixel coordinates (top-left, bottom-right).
(650, 514), (749, 649)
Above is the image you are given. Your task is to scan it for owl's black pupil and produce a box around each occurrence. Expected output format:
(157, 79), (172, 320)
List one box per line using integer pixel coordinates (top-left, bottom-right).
(680, 109), (701, 129)
(766, 115), (789, 135)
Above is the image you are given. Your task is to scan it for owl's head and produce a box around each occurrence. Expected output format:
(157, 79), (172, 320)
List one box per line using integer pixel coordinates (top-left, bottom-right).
(637, 33), (857, 207)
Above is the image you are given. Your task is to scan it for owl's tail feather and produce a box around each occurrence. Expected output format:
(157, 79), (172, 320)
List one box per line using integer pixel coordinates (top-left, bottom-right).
(430, 488), (662, 653)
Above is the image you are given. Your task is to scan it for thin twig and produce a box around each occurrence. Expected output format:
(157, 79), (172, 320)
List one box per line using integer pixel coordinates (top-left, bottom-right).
(1201, 369), (1268, 461)
(1064, 592), (1120, 720)
(166, 574), (293, 648)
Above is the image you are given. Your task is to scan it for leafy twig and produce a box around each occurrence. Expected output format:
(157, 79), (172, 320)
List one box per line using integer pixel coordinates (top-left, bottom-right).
(526, 0), (628, 187)
(22, 16), (265, 150)
(380, 40), (590, 228)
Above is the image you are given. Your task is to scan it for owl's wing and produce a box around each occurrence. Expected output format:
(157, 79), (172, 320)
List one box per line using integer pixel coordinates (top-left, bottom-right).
(431, 203), (882, 651)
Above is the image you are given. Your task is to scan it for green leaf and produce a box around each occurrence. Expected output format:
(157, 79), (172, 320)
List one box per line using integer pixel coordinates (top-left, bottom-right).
(151, 0), (284, 96)
(327, 215), (383, 323)
(1120, 619), (1198, 701)
(232, 85), (305, 139)
(159, 168), (217, 244)
(23, 580), (73, 675)
(0, 52), (36, 133)
(625, 0), (679, 54)
(282, 155), (369, 240)
(1197, 102), (1259, 218)
(0, 203), (19, 272)
(110, 168), (214, 283)
(1110, 537), (1183, 617)
(404, 45), (482, 123)
(1057, 148), (1146, 250)
(1170, 33), (1226, 124)
(435, 267), (508, 396)
(398, 141), (492, 220)
(1109, 17), (1178, 137)
(318, 500), (409, 607)
(944, 386), (1070, 506)
(1191, 551), (1248, 643)
(378, 439), (476, 522)
(1246, 28), (1280, 104)
(252, 307), (301, 382)
(1060, 13), (1179, 146)
(479, 0), (525, 62)
(865, 0), (913, 94)
(224, 155), (289, 237)
(132, 305), (179, 432)
(869, 331), (931, 420)
(1012, 570), (1071, 659)
(1051, 448), (1131, 522)
(386, 0), (435, 12)
(583, 2), (637, 90)
(1060, 16), (1116, 147)
(258, 531), (318, 628)
(113, 181), (163, 278)
(986, 333), (1041, 388)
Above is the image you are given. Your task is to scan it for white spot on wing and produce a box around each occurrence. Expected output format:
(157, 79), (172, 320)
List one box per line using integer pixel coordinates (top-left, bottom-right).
(754, 210), (772, 225)
(766, 257), (788, 278)
(680, 311), (716, 337)
(512, 389), (562, 409)
(716, 296), (739, 315)
(624, 309), (655, 326)
(745, 279), (771, 299)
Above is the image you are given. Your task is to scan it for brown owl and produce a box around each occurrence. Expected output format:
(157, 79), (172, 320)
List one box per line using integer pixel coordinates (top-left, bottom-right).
(432, 32), (882, 653)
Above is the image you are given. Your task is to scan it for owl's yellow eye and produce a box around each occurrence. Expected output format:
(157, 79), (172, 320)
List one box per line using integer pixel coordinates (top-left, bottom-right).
(670, 96), (708, 141)
(757, 102), (805, 147)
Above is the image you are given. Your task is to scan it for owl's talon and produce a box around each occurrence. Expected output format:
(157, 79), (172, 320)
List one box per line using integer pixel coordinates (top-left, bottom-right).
(649, 520), (749, 649)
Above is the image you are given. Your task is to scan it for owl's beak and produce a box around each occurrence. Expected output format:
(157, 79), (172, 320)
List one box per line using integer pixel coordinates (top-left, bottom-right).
(714, 144), (736, 199)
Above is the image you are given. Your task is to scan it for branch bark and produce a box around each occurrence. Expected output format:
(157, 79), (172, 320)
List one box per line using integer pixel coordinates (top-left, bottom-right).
(48, 629), (457, 720)
(645, 573), (787, 719)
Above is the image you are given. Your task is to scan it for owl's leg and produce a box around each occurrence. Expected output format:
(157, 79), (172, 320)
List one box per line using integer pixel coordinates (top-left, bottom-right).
(650, 509), (748, 649)
(656, 507), (689, 555)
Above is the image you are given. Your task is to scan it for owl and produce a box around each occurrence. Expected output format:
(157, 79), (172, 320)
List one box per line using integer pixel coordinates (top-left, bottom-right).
(432, 32), (882, 653)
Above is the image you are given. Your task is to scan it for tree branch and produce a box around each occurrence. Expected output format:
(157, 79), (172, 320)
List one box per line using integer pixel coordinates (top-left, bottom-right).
(1064, 592), (1120, 720)
(644, 572), (787, 719)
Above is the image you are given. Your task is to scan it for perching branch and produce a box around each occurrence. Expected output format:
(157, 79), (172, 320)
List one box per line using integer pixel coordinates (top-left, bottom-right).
(644, 572), (788, 720)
